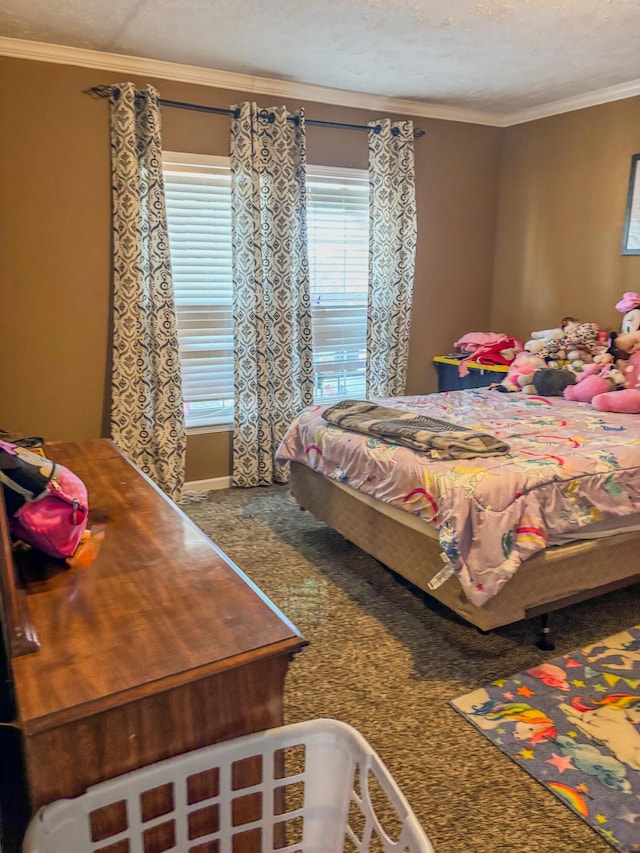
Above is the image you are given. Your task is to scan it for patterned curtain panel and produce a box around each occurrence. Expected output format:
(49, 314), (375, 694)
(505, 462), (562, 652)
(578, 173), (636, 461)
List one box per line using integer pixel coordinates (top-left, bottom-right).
(109, 83), (186, 502)
(366, 119), (417, 398)
(230, 102), (313, 487)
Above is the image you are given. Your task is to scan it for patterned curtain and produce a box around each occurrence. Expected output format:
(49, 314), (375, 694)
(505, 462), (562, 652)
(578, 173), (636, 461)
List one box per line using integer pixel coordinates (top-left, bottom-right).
(366, 119), (417, 398)
(109, 83), (186, 502)
(230, 102), (313, 487)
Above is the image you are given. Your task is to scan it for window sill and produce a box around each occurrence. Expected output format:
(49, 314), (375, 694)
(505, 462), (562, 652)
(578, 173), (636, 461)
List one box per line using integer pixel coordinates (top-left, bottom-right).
(186, 424), (233, 436)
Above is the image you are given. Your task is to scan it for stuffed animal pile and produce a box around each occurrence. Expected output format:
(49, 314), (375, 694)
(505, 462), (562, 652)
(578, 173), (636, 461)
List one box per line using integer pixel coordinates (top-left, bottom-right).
(524, 318), (601, 370)
(561, 293), (640, 413)
(498, 317), (602, 394)
(496, 294), (640, 410)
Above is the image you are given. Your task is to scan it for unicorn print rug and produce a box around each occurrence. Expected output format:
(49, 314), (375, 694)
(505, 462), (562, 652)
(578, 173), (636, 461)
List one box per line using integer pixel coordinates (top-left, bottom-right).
(451, 626), (640, 852)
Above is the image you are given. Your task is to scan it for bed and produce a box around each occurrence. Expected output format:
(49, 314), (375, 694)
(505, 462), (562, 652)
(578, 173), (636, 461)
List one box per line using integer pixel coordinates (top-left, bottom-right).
(276, 389), (640, 641)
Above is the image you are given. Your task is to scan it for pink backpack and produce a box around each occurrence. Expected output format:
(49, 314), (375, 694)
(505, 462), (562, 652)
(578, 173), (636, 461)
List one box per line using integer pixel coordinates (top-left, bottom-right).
(0, 440), (88, 559)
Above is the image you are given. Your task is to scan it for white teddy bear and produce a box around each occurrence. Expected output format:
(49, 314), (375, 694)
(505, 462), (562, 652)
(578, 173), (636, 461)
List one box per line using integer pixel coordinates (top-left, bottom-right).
(530, 328), (565, 342)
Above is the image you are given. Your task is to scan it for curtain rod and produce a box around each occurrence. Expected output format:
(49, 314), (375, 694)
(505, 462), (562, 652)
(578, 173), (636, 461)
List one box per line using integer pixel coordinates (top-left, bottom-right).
(84, 86), (426, 138)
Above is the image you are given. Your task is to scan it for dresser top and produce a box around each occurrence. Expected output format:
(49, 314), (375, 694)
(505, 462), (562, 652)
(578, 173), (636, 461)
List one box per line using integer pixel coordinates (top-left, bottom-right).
(9, 440), (305, 732)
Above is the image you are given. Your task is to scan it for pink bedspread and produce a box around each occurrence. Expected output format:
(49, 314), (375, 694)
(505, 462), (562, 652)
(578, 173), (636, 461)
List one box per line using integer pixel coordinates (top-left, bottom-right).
(276, 390), (640, 606)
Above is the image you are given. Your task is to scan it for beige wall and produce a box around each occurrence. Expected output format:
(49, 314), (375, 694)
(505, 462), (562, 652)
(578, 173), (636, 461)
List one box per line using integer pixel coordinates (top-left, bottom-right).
(0, 57), (501, 480)
(491, 98), (640, 341)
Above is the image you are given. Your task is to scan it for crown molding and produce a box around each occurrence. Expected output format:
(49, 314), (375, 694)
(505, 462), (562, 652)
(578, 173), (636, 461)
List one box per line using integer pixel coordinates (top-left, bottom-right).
(0, 36), (505, 127)
(2, 37), (639, 128)
(503, 78), (640, 126)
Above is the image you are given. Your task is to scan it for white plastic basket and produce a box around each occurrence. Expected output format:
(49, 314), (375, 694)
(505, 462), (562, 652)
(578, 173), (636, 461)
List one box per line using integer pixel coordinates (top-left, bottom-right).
(22, 718), (434, 853)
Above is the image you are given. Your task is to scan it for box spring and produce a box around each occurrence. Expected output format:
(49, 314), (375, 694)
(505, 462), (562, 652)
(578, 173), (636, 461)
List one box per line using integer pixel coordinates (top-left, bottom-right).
(289, 461), (640, 631)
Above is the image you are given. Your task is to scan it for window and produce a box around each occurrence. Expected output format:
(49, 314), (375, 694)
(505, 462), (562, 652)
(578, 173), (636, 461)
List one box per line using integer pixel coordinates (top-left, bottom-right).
(307, 166), (369, 403)
(163, 154), (369, 429)
(163, 153), (234, 428)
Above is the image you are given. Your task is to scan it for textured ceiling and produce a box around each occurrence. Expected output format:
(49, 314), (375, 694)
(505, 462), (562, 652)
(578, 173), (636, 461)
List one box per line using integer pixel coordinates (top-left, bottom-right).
(2, 0), (640, 116)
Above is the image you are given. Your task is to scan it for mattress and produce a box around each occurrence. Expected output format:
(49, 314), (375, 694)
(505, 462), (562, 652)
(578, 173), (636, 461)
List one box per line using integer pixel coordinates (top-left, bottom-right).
(317, 472), (640, 545)
(277, 389), (640, 606)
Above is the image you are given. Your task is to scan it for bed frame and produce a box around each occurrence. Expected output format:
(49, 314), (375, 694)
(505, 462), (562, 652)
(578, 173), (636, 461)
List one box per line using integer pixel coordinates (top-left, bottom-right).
(289, 461), (640, 646)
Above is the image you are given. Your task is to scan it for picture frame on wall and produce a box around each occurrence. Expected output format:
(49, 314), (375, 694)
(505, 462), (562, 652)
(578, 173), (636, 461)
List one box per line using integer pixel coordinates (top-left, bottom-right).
(622, 153), (640, 255)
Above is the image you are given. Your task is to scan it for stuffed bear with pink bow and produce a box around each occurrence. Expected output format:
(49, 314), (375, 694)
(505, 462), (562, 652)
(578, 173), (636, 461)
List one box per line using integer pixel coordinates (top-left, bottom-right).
(592, 352), (640, 412)
(563, 360), (627, 404)
(563, 292), (640, 413)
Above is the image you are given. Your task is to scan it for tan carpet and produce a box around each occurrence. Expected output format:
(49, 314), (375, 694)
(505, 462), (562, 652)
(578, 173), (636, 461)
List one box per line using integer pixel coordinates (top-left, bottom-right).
(182, 484), (640, 853)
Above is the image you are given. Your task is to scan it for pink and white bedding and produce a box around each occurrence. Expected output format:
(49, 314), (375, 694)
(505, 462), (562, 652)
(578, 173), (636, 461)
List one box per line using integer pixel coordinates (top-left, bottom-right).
(276, 390), (640, 607)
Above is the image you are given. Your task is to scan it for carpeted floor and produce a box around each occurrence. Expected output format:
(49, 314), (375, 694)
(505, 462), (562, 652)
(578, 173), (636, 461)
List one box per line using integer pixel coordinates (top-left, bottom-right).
(182, 484), (640, 853)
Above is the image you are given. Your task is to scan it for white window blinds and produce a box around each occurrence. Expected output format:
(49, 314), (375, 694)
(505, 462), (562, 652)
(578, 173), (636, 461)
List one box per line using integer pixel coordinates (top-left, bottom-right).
(307, 166), (369, 404)
(163, 155), (369, 428)
(163, 153), (234, 428)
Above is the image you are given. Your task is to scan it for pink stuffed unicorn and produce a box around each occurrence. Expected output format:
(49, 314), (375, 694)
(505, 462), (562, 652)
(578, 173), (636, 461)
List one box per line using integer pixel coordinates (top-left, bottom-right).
(498, 351), (546, 393)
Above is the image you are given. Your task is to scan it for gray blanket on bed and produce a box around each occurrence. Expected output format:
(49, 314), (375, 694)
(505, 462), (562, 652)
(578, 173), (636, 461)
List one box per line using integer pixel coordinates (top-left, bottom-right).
(322, 399), (510, 458)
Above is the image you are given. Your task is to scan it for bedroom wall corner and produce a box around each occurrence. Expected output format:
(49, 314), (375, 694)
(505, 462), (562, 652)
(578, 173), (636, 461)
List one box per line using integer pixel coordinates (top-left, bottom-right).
(490, 97), (640, 341)
(405, 119), (502, 396)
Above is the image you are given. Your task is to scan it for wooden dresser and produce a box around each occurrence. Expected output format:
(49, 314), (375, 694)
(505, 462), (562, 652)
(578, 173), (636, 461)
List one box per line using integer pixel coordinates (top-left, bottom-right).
(0, 439), (306, 849)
